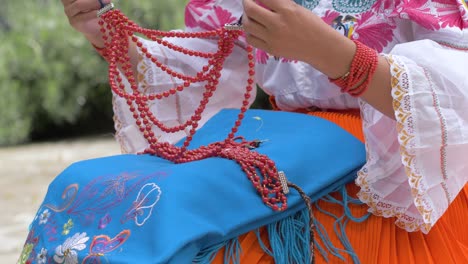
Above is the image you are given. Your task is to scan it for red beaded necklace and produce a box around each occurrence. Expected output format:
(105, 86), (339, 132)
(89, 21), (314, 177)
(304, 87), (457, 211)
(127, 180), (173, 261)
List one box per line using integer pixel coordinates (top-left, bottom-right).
(98, 5), (289, 212)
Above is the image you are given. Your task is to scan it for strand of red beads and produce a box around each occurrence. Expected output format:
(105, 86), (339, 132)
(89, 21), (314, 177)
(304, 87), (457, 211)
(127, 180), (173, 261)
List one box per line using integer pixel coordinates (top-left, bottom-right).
(98, 7), (288, 211)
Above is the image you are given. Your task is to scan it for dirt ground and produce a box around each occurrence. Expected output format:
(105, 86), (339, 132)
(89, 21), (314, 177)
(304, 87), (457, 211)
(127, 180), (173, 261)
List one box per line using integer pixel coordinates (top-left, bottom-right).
(0, 135), (120, 263)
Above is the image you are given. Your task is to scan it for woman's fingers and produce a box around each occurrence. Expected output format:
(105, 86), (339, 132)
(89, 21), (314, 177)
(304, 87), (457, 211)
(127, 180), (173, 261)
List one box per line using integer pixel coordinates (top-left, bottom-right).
(72, 10), (99, 25)
(64, 0), (107, 18)
(254, 0), (284, 12)
(242, 15), (269, 41)
(243, 0), (276, 27)
(245, 32), (270, 53)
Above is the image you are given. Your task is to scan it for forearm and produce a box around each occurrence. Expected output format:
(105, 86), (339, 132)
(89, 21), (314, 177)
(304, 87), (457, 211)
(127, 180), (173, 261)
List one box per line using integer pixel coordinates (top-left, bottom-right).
(301, 17), (394, 119)
(321, 42), (394, 119)
(84, 32), (106, 49)
(87, 33), (139, 79)
(360, 57), (393, 119)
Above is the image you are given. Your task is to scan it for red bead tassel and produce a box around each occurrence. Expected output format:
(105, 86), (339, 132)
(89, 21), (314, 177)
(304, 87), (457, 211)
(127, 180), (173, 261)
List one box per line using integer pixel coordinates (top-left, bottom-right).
(329, 40), (379, 97)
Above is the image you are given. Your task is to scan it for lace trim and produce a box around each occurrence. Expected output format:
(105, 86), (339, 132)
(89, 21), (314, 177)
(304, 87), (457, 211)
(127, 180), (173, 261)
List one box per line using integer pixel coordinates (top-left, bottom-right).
(112, 96), (128, 154)
(423, 67), (452, 204)
(437, 40), (468, 51)
(113, 52), (148, 154)
(356, 55), (439, 233)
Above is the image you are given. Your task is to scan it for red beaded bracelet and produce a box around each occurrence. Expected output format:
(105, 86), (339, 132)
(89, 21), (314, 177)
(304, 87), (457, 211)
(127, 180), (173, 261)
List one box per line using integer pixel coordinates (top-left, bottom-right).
(329, 40), (379, 97)
(92, 44), (111, 61)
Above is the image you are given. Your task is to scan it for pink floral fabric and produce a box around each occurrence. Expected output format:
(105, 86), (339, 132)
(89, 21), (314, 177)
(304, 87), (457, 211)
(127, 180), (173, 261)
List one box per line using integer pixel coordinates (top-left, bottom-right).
(185, 0), (238, 30)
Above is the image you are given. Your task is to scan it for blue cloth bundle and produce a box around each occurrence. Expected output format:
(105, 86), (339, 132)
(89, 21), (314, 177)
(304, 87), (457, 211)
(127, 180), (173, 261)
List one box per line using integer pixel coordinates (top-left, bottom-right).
(21, 109), (365, 264)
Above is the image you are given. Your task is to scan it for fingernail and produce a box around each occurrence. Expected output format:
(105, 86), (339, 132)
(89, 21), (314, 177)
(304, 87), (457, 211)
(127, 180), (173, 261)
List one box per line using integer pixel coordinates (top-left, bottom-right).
(99, 0), (111, 6)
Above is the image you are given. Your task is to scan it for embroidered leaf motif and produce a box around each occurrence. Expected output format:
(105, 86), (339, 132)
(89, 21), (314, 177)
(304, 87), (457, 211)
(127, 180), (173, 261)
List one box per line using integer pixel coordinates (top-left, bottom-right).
(98, 213), (112, 230)
(62, 219), (74, 236)
(44, 184), (78, 213)
(18, 243), (34, 264)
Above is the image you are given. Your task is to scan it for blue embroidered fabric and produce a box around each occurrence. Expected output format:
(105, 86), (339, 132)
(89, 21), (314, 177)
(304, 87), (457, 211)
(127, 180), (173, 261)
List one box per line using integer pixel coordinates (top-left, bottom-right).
(21, 109), (365, 264)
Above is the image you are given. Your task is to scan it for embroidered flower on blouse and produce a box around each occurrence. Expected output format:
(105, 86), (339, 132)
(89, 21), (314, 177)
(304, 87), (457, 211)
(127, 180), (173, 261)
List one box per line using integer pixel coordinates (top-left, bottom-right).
(39, 209), (51, 225)
(53, 232), (89, 264)
(36, 248), (48, 264)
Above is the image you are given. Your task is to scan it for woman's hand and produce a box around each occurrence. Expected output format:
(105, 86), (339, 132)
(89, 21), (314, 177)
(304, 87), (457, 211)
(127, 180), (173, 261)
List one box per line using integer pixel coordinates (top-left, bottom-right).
(242, 0), (355, 79)
(242, 0), (394, 119)
(242, 0), (318, 61)
(61, 0), (111, 48)
(61, 0), (139, 78)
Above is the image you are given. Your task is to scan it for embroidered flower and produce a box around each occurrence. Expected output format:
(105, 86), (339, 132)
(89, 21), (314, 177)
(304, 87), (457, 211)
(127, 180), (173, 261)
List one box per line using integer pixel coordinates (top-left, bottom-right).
(197, 6), (238, 31)
(36, 248), (48, 264)
(434, 0), (468, 29)
(352, 11), (396, 52)
(122, 183), (162, 226)
(396, 0), (441, 30)
(39, 209), (51, 225)
(53, 232), (89, 264)
(185, 0), (215, 28)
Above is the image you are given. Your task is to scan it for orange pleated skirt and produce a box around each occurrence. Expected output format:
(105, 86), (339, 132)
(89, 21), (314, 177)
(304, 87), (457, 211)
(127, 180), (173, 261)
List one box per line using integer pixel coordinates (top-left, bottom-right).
(211, 111), (468, 264)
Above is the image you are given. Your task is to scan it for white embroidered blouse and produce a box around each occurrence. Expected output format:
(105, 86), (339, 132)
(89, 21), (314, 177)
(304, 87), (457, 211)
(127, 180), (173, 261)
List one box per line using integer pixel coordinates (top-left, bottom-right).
(112, 0), (468, 233)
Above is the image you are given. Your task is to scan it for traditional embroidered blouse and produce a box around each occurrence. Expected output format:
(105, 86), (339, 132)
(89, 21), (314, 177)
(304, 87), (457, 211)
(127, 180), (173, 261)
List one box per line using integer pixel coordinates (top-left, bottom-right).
(112, 0), (468, 233)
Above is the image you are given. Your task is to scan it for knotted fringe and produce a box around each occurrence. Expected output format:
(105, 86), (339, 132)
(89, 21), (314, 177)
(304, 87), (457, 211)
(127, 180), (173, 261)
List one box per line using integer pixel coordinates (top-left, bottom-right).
(194, 185), (370, 263)
(313, 186), (370, 264)
(258, 208), (312, 263)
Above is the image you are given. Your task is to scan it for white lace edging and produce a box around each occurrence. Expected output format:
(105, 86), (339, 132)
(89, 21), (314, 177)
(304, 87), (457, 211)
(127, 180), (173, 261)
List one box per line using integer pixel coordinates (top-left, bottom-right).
(356, 55), (441, 233)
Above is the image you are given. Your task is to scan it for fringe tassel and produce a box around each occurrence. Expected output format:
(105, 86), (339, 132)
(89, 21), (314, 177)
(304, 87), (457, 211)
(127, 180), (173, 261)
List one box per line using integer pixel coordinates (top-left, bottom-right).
(264, 209), (312, 264)
(223, 237), (242, 264)
(313, 186), (371, 264)
(193, 237), (242, 264)
(194, 186), (370, 263)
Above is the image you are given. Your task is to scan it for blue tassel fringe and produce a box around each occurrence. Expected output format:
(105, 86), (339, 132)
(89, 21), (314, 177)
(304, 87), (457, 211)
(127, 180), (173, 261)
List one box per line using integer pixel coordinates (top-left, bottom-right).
(194, 185), (371, 263)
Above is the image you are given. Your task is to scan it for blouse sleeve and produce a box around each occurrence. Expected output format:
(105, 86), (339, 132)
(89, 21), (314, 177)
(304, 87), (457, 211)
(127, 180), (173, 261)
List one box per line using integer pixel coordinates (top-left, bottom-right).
(112, 0), (253, 153)
(356, 4), (468, 233)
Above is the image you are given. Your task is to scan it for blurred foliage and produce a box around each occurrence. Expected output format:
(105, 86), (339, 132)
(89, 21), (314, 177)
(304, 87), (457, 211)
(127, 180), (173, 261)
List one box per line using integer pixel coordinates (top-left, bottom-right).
(0, 0), (187, 145)
(0, 0), (269, 146)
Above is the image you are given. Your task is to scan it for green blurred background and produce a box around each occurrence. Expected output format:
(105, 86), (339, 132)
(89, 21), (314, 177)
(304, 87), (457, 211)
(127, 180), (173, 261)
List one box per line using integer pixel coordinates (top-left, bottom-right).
(0, 0), (269, 146)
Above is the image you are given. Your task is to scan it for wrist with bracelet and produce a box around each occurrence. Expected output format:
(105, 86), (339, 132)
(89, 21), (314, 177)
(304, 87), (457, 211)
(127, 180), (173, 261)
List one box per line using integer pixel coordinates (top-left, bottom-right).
(92, 43), (110, 61)
(329, 40), (379, 97)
